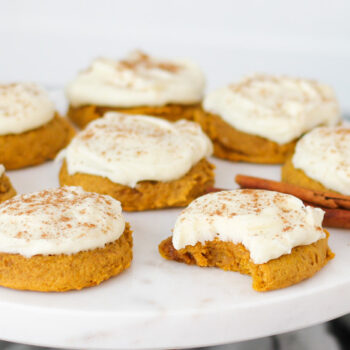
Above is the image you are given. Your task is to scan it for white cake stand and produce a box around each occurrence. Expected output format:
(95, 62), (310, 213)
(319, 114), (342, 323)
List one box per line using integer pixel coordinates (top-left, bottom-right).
(4, 154), (350, 350)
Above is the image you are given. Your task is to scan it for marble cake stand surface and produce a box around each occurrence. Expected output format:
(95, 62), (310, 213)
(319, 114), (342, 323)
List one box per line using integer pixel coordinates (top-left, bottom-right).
(3, 154), (350, 350)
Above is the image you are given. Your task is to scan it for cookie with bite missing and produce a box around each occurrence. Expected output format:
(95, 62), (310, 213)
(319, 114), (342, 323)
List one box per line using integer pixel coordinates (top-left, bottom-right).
(159, 189), (334, 291)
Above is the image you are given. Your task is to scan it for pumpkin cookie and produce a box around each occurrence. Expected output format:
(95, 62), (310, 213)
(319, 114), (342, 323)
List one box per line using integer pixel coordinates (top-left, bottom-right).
(0, 186), (132, 292)
(159, 189), (334, 291)
(58, 113), (214, 211)
(0, 83), (75, 169)
(0, 165), (16, 203)
(282, 127), (350, 195)
(66, 50), (205, 128)
(195, 74), (340, 164)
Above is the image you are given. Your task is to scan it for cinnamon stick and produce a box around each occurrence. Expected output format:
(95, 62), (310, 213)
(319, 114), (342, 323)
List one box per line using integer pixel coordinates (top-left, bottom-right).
(304, 202), (350, 229)
(323, 208), (350, 229)
(206, 180), (350, 229)
(235, 174), (350, 210)
(205, 187), (226, 194)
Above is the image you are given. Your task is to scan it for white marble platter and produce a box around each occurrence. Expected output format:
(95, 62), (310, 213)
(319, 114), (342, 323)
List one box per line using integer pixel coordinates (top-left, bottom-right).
(1, 91), (350, 350)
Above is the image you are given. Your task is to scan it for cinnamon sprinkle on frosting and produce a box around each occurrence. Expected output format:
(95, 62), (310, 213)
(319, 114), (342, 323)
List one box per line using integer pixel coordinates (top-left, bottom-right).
(0, 83), (55, 135)
(293, 126), (350, 195)
(0, 186), (125, 257)
(203, 73), (340, 144)
(58, 113), (213, 187)
(66, 50), (205, 107)
(118, 51), (180, 73)
(172, 189), (325, 264)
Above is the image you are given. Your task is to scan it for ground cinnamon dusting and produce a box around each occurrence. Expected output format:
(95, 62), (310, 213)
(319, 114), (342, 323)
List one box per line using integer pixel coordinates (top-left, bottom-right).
(119, 51), (180, 73)
(0, 187), (122, 242)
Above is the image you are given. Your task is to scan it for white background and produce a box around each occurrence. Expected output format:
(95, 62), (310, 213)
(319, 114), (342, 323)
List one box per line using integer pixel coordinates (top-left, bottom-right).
(1, 0), (349, 114)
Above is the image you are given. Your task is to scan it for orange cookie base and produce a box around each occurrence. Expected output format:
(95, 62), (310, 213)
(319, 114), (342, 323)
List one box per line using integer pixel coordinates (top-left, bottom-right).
(0, 223), (132, 292)
(159, 231), (333, 292)
(0, 114), (75, 170)
(282, 156), (338, 194)
(194, 109), (296, 164)
(0, 173), (16, 203)
(59, 159), (215, 211)
(67, 103), (201, 128)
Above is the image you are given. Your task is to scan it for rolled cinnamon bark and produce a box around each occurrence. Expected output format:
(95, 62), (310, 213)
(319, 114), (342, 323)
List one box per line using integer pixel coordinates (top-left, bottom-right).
(235, 174), (350, 210)
(235, 174), (350, 229)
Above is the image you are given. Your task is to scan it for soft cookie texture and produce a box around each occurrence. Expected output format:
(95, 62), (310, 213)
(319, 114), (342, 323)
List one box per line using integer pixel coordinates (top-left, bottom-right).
(58, 113), (214, 211)
(195, 110), (296, 164)
(66, 51), (205, 127)
(0, 83), (75, 170)
(0, 224), (132, 292)
(1, 114), (75, 170)
(282, 156), (335, 194)
(60, 159), (214, 211)
(283, 127), (350, 195)
(67, 103), (200, 128)
(0, 187), (132, 292)
(0, 169), (16, 203)
(197, 74), (340, 164)
(159, 189), (333, 291)
(159, 233), (333, 292)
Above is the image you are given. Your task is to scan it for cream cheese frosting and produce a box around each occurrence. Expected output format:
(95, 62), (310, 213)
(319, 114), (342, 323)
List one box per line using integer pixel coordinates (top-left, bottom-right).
(66, 51), (205, 107)
(58, 112), (213, 187)
(0, 165), (4, 177)
(172, 189), (325, 264)
(0, 186), (125, 257)
(0, 83), (55, 135)
(203, 74), (340, 144)
(292, 127), (350, 195)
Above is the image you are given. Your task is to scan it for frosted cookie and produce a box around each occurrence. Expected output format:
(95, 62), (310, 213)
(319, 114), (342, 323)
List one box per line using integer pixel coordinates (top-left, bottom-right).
(66, 50), (205, 128)
(0, 186), (132, 292)
(159, 189), (333, 291)
(58, 113), (214, 211)
(282, 127), (350, 195)
(195, 74), (340, 164)
(0, 165), (16, 203)
(0, 83), (75, 169)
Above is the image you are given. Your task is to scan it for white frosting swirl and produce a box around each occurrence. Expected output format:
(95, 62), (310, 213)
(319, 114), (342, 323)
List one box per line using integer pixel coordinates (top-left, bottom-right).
(173, 189), (325, 264)
(0, 186), (125, 257)
(203, 74), (340, 144)
(58, 113), (213, 187)
(292, 127), (350, 195)
(0, 83), (55, 135)
(66, 51), (205, 107)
